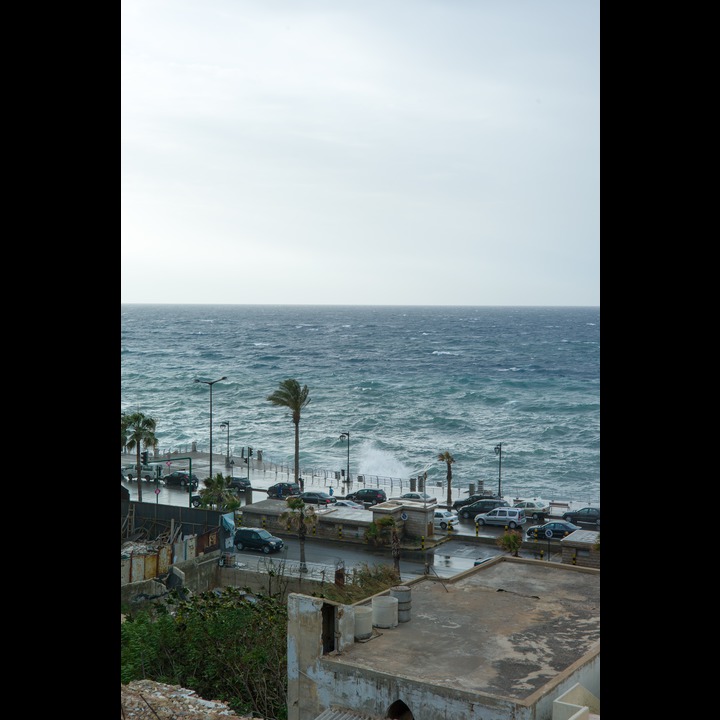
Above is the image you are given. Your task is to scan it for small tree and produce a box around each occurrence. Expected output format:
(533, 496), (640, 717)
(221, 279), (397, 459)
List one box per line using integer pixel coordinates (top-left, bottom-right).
(437, 450), (455, 507)
(279, 496), (316, 572)
(496, 529), (523, 557)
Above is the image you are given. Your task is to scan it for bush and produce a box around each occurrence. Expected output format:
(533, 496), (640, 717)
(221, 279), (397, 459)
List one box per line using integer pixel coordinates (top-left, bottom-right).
(121, 588), (289, 720)
(496, 529), (523, 557)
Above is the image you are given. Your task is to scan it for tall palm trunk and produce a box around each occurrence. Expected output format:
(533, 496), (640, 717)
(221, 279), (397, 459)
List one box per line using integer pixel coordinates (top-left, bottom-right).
(391, 528), (401, 579)
(298, 513), (307, 571)
(136, 445), (143, 502)
(437, 451), (455, 508)
(446, 462), (453, 507)
(294, 419), (300, 483)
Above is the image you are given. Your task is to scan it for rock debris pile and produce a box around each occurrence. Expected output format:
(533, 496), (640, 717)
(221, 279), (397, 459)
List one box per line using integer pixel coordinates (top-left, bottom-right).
(120, 680), (259, 719)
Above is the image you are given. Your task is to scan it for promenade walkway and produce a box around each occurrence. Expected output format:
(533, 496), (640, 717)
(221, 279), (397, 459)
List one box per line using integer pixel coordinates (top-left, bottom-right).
(121, 449), (599, 512)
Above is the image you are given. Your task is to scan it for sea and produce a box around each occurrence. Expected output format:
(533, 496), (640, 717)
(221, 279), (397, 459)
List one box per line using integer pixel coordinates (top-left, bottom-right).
(121, 305), (599, 505)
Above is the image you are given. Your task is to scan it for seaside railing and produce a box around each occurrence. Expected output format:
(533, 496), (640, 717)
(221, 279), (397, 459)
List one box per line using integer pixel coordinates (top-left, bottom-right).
(122, 446), (599, 507)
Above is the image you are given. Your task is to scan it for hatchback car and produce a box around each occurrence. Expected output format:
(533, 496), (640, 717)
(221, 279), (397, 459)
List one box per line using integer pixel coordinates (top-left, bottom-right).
(433, 509), (460, 530)
(525, 520), (579, 539)
(561, 506), (600, 527)
(344, 488), (388, 506)
(297, 491), (337, 506)
(457, 498), (509, 520)
(164, 471), (199, 490)
(234, 527), (285, 554)
(513, 499), (550, 521)
(473, 507), (526, 529)
(267, 482), (301, 499)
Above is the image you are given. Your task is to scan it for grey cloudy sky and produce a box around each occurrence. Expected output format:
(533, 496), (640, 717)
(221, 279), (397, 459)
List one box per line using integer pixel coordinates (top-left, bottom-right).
(121, 0), (599, 306)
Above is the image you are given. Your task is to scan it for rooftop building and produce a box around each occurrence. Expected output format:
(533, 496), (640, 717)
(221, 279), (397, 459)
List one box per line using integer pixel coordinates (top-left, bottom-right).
(287, 555), (600, 720)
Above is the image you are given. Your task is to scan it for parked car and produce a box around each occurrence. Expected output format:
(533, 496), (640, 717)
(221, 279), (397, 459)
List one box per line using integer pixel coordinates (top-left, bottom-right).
(297, 491), (337, 506)
(333, 499), (366, 509)
(234, 527), (285, 554)
(190, 494), (202, 508)
(433, 509), (460, 530)
(125, 463), (165, 482)
(513, 499), (550, 521)
(452, 493), (500, 511)
(267, 482), (301, 499)
(525, 521), (579, 539)
(473, 507), (527, 529)
(344, 488), (388, 506)
(163, 471), (199, 490)
(561, 507), (600, 527)
(229, 476), (251, 491)
(399, 492), (436, 503)
(457, 498), (509, 520)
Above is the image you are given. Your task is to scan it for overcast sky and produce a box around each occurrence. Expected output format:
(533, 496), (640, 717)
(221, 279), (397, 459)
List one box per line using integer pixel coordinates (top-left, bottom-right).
(121, 0), (599, 306)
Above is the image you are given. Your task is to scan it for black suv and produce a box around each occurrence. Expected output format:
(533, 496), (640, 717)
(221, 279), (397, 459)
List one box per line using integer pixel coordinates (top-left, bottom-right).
(457, 498), (509, 520)
(234, 527), (285, 554)
(164, 471), (199, 490)
(452, 493), (500, 512)
(267, 482), (301, 499)
(344, 488), (387, 506)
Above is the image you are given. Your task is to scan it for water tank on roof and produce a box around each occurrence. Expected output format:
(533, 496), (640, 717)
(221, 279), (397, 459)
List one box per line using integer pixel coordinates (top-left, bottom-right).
(372, 595), (398, 628)
(354, 606), (373, 640)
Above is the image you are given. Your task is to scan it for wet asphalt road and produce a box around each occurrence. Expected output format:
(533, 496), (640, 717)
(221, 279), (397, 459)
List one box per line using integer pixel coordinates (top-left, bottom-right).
(122, 475), (565, 577)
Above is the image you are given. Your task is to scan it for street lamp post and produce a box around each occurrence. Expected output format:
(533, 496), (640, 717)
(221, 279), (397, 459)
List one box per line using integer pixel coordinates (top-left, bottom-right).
(194, 376), (227, 481)
(220, 421), (230, 467)
(494, 443), (503, 498)
(340, 432), (350, 484)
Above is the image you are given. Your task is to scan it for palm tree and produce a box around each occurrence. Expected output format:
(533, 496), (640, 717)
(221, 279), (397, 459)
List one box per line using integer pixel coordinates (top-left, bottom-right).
(197, 473), (241, 511)
(266, 379), (310, 483)
(121, 413), (129, 452)
(123, 411), (158, 502)
(438, 451), (455, 508)
(279, 496), (316, 572)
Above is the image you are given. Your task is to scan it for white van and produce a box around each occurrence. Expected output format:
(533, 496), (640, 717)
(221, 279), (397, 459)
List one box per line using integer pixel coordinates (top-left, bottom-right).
(474, 507), (526, 529)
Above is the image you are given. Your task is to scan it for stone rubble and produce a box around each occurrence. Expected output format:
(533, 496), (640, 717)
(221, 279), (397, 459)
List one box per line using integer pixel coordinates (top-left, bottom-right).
(120, 679), (261, 719)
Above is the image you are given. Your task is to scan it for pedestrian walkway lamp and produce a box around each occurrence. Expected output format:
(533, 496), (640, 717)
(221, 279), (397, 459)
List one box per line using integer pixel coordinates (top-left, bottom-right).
(220, 420), (230, 467)
(494, 443), (503, 498)
(340, 432), (350, 484)
(194, 376), (227, 481)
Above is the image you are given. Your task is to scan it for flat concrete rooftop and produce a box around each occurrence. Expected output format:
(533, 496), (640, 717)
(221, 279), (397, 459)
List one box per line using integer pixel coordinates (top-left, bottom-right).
(328, 557), (600, 701)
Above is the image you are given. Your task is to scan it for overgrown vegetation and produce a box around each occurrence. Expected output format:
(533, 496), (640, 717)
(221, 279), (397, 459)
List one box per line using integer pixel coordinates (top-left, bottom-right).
(313, 562), (401, 603)
(121, 587), (289, 720)
(121, 563), (403, 719)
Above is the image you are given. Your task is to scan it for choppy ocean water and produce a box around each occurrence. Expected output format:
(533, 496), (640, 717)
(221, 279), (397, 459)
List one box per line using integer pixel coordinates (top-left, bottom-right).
(121, 305), (599, 503)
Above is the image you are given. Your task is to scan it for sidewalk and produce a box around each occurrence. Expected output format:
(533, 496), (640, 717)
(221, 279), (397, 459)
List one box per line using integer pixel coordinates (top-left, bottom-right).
(122, 450), (595, 512)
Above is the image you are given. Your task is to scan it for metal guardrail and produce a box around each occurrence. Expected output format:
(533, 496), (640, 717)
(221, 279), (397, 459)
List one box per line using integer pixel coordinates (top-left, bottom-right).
(222, 554), (354, 582)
